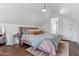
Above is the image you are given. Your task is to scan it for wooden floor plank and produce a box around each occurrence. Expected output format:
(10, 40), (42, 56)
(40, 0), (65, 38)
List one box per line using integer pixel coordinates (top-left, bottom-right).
(0, 44), (32, 56)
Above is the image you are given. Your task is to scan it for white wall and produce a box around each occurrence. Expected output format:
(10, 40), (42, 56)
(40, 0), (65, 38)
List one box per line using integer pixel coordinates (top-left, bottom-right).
(41, 15), (79, 44)
(63, 17), (78, 41)
(41, 19), (51, 33)
(77, 26), (79, 44)
(0, 23), (39, 45)
(58, 16), (79, 44)
(40, 17), (59, 34)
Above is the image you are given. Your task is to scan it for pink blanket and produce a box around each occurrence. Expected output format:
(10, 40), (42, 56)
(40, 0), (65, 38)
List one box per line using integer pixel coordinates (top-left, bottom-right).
(21, 35), (32, 41)
(38, 39), (56, 55)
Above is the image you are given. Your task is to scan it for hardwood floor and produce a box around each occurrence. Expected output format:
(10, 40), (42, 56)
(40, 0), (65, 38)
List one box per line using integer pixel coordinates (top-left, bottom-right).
(0, 40), (79, 56)
(0, 44), (33, 56)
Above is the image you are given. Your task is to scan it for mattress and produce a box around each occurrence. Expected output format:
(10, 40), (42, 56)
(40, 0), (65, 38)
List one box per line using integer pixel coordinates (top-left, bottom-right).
(22, 40), (32, 46)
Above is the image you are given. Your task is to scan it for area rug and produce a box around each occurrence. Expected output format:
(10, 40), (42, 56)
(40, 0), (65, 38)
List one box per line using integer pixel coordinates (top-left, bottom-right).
(26, 41), (69, 56)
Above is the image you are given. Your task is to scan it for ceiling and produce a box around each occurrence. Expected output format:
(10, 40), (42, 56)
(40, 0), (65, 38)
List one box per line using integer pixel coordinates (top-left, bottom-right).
(0, 3), (79, 26)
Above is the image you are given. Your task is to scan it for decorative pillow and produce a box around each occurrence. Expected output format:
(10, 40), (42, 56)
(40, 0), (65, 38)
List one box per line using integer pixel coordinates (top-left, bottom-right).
(38, 39), (56, 55)
(31, 31), (44, 35)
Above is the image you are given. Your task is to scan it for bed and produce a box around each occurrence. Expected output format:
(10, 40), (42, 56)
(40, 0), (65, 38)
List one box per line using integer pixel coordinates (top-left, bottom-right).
(19, 27), (44, 45)
(19, 27), (69, 56)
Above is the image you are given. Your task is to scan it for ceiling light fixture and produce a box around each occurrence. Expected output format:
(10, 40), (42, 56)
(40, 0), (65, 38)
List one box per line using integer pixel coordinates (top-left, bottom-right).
(42, 3), (47, 12)
(60, 9), (66, 14)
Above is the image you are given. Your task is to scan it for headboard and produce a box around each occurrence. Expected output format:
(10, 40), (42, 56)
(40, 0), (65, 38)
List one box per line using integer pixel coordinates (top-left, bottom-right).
(19, 27), (44, 36)
(19, 27), (39, 31)
(19, 27), (39, 35)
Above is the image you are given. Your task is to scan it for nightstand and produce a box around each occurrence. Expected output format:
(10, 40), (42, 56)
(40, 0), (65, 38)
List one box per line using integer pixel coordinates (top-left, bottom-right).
(13, 34), (21, 44)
